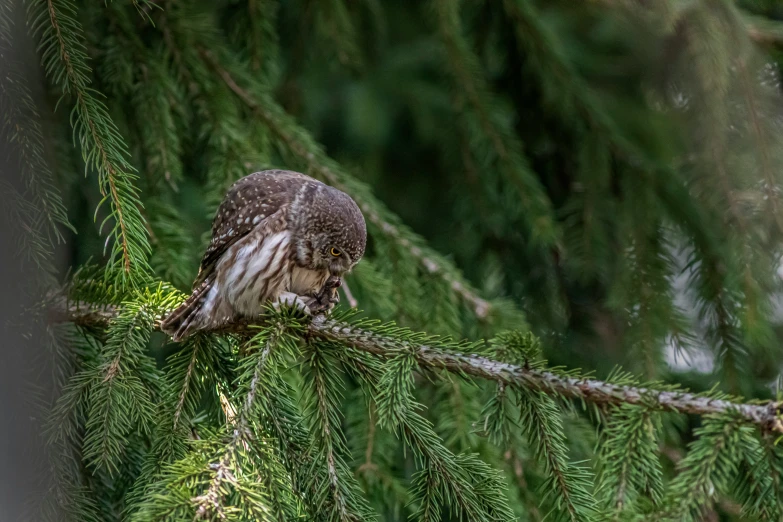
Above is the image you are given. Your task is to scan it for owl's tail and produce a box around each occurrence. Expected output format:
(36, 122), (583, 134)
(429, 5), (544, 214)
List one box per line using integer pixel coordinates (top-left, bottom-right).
(161, 278), (214, 341)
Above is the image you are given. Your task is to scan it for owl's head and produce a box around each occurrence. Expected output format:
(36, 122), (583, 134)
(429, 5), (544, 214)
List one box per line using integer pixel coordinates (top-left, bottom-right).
(290, 182), (367, 275)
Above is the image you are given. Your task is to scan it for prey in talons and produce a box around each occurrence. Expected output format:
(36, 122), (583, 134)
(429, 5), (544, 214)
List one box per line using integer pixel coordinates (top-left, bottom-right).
(274, 275), (342, 316)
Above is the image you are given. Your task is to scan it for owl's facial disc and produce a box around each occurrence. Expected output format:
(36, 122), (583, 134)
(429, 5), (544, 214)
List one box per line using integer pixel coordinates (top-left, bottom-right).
(312, 240), (354, 274)
(325, 246), (354, 275)
(294, 235), (355, 274)
(290, 182), (366, 273)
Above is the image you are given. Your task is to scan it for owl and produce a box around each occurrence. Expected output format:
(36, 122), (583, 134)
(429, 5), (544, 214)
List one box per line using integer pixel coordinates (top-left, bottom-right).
(161, 170), (366, 341)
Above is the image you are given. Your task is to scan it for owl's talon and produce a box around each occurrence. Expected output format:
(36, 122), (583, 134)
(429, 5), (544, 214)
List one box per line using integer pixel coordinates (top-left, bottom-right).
(273, 292), (312, 316)
(303, 276), (342, 315)
(302, 296), (334, 315)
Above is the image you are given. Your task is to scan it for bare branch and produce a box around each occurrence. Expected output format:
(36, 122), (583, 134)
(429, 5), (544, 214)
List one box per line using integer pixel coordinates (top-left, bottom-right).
(51, 302), (783, 433)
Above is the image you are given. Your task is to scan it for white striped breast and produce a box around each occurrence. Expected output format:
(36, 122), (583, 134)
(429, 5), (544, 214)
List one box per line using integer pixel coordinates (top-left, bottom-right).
(218, 230), (292, 316)
(200, 229), (332, 325)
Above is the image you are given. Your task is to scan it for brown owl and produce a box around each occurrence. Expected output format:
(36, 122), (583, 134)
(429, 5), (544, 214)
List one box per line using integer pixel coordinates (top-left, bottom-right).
(161, 170), (366, 340)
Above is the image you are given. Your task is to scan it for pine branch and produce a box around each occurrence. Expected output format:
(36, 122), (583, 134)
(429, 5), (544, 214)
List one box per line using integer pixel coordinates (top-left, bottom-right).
(52, 302), (783, 433)
(500, 0), (679, 177)
(156, 6), (273, 218)
(658, 413), (753, 520)
(518, 388), (595, 521)
(105, 10), (194, 288)
(483, 332), (595, 520)
(348, 393), (410, 517)
(503, 0), (776, 390)
(0, 180), (58, 287)
(238, 0), (280, 81)
(432, 0), (558, 247)
(0, 1), (73, 287)
(733, 432), (783, 521)
(672, 1), (775, 393)
(192, 335), (275, 520)
(353, 330), (515, 521)
(0, 61), (73, 242)
(123, 334), (233, 516)
(302, 339), (377, 521)
(311, 0), (364, 69)
(132, 324), (300, 521)
(596, 405), (664, 515)
(78, 286), (176, 474)
(29, 0), (151, 282)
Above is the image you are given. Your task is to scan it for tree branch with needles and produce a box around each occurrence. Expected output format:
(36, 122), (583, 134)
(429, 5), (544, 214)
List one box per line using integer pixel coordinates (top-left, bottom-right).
(49, 300), (783, 434)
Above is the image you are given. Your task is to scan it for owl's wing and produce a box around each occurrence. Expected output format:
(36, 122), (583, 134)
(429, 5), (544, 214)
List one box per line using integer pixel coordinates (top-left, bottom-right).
(192, 171), (312, 289)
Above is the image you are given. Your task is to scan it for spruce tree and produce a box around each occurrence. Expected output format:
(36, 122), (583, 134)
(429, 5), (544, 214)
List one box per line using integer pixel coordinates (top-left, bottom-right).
(3, 0), (783, 520)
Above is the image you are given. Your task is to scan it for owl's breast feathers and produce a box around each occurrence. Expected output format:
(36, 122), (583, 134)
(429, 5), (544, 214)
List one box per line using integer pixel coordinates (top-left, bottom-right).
(289, 264), (331, 296)
(201, 220), (330, 322)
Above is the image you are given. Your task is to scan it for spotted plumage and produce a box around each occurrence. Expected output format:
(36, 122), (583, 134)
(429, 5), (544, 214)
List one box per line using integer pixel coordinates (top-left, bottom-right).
(161, 170), (367, 340)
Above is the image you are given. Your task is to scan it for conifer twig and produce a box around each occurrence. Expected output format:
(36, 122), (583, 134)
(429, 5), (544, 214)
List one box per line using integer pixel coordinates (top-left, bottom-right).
(30, 0), (151, 279)
(340, 280), (358, 309)
(51, 302), (783, 433)
(432, 0), (558, 247)
(592, 0), (783, 45)
(194, 333), (277, 519)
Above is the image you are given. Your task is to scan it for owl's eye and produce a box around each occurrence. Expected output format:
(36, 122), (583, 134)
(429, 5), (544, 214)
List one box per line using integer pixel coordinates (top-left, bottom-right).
(330, 247), (341, 257)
